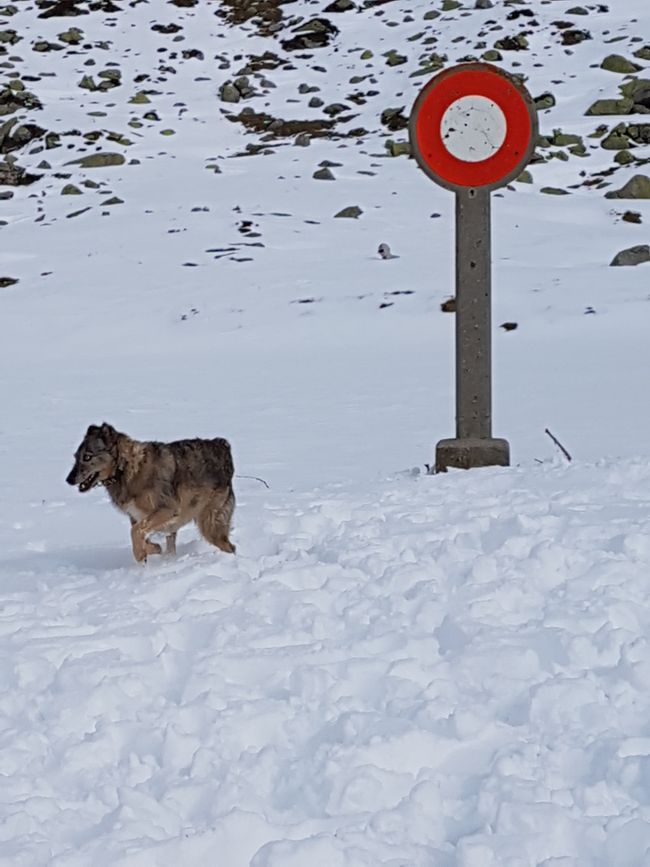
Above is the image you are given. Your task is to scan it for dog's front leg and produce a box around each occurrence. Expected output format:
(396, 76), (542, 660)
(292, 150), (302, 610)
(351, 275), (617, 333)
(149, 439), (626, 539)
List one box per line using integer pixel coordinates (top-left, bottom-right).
(131, 508), (178, 563)
(130, 522), (160, 563)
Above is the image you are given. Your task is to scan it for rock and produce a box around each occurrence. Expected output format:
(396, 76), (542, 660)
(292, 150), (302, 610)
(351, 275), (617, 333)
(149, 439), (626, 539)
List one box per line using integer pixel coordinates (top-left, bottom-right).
(627, 124), (650, 145)
(620, 78), (650, 112)
(98, 69), (121, 85)
(66, 207), (91, 219)
(294, 133), (311, 146)
(561, 28), (591, 46)
(129, 91), (151, 104)
(621, 211), (642, 224)
(610, 245), (650, 267)
(0, 159), (40, 185)
(494, 34), (528, 51)
(66, 152), (125, 168)
(540, 187), (569, 195)
(634, 46), (650, 62)
(516, 170), (533, 183)
(58, 26), (83, 43)
(101, 196), (123, 205)
(32, 40), (63, 51)
(551, 130), (583, 147)
(441, 0), (460, 9)
(324, 0), (355, 11)
(151, 22), (182, 34)
(37, 0), (90, 17)
(475, 0), (493, 8)
(534, 92), (556, 111)
(0, 118), (46, 153)
(308, 96), (324, 108)
(334, 205), (362, 218)
(220, 82), (240, 103)
(313, 167), (335, 180)
(0, 276), (18, 288)
(601, 127), (631, 150)
(380, 107), (407, 131)
(282, 18), (338, 52)
(500, 322), (518, 331)
(61, 183), (82, 194)
(0, 85), (42, 117)
(384, 49), (407, 66)
(78, 74), (96, 90)
(386, 139), (410, 157)
(323, 103), (348, 117)
(228, 109), (337, 140)
(0, 28), (20, 44)
(233, 76), (255, 98)
(614, 150), (635, 165)
(360, 49), (373, 60)
(585, 97), (634, 116)
(481, 49), (501, 62)
(604, 175), (650, 199)
(440, 297), (456, 313)
(600, 54), (642, 74)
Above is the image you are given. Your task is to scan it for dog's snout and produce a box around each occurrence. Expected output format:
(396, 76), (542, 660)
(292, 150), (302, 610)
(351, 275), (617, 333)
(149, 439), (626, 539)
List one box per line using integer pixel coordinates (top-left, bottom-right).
(66, 468), (77, 485)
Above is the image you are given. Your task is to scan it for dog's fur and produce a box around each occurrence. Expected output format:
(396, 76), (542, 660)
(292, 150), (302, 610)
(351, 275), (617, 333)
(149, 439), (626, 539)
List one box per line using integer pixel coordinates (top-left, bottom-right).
(66, 423), (236, 563)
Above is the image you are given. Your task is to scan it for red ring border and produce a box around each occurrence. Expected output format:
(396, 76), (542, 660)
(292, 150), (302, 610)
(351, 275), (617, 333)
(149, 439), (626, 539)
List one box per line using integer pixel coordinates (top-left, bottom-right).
(409, 64), (538, 191)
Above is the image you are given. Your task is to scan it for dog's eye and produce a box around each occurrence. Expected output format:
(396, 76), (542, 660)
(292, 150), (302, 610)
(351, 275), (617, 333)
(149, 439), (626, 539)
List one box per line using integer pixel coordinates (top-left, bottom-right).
(82, 454), (92, 462)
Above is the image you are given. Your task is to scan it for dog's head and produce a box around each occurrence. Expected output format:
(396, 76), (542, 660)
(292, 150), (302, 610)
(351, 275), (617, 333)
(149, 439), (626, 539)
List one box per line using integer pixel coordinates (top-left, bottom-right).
(66, 423), (119, 493)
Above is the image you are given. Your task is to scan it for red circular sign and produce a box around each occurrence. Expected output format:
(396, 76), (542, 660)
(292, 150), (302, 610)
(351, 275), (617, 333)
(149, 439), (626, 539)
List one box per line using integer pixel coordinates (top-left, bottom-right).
(409, 63), (538, 191)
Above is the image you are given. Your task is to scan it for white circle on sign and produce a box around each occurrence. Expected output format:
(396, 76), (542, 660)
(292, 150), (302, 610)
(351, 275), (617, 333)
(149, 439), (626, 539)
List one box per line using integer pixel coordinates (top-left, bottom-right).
(440, 95), (507, 163)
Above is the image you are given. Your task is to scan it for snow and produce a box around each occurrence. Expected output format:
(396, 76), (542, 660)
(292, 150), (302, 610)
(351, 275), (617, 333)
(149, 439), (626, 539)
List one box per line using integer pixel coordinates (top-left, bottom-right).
(2, 0), (650, 862)
(6, 462), (650, 865)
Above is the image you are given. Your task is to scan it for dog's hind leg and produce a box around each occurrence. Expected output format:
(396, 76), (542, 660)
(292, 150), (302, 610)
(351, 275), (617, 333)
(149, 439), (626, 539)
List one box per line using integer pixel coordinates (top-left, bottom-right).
(165, 532), (177, 556)
(196, 487), (236, 554)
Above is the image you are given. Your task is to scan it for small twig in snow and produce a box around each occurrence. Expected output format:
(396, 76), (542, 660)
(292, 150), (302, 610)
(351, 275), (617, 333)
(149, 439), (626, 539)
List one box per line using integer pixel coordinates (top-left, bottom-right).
(544, 428), (572, 463)
(236, 474), (270, 489)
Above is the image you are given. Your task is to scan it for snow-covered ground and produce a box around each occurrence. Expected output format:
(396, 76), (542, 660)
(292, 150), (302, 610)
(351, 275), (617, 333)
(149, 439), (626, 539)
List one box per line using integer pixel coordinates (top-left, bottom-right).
(6, 460), (650, 866)
(2, 0), (650, 862)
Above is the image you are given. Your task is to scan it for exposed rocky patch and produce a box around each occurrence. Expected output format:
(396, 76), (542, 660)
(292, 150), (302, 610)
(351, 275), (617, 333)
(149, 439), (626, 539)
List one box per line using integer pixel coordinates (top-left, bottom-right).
(281, 17), (338, 52)
(610, 245), (650, 267)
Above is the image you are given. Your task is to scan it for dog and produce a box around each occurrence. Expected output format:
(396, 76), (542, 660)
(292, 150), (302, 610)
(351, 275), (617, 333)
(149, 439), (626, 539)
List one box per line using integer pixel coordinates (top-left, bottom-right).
(66, 422), (236, 563)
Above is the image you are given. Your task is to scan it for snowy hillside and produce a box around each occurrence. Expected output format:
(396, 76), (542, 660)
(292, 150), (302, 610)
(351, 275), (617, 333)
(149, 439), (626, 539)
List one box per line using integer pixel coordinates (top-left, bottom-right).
(1, 0), (650, 863)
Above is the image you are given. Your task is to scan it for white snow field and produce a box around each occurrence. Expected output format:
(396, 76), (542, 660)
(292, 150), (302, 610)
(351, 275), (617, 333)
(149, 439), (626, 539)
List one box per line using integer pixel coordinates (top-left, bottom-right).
(2, 0), (650, 863)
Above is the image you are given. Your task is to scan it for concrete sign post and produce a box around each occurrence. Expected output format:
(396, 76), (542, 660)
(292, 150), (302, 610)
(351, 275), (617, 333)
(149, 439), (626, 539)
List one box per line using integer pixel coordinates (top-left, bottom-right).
(409, 63), (538, 473)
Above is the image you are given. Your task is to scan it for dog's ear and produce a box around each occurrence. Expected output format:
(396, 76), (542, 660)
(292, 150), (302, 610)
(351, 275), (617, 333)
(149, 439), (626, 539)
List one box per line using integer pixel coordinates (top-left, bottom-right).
(86, 424), (100, 436)
(99, 422), (117, 445)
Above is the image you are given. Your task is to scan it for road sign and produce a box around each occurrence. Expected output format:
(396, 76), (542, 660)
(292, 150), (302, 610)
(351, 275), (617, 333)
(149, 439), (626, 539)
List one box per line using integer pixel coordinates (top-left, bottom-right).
(408, 63), (538, 473)
(409, 63), (538, 192)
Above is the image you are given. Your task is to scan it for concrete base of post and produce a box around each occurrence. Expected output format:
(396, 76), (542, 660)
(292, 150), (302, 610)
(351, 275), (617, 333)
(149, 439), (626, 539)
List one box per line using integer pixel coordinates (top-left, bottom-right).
(435, 437), (510, 473)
